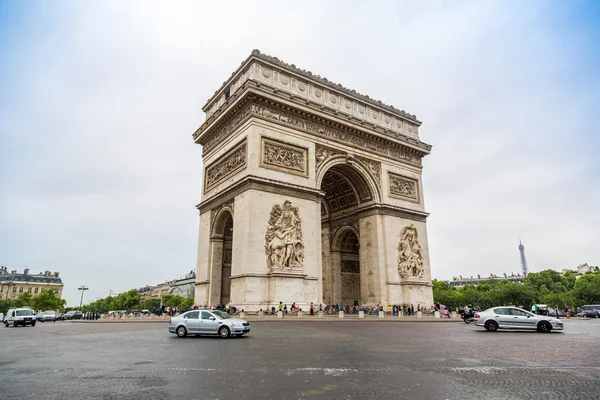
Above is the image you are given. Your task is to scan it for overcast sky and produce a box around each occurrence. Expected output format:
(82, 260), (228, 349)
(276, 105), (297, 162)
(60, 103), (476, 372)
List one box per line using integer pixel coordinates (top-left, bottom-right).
(1, 1), (598, 306)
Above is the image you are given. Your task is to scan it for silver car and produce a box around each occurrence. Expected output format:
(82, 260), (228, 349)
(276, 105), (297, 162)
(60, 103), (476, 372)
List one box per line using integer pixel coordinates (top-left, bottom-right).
(168, 310), (250, 338)
(473, 306), (564, 333)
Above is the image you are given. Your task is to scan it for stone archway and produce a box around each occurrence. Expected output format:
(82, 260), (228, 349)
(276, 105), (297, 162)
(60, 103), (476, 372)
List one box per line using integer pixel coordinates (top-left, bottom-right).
(209, 207), (233, 307)
(193, 51), (434, 311)
(320, 162), (379, 307)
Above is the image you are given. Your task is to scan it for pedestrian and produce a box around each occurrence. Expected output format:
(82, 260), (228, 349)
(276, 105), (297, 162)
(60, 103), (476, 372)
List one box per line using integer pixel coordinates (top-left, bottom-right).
(410, 304), (415, 315)
(387, 305), (392, 316)
(310, 302), (315, 316)
(278, 301), (283, 313)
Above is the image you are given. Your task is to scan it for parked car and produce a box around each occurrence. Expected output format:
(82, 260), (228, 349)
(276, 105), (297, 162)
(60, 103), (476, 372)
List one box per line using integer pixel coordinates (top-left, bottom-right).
(473, 306), (563, 333)
(55, 313), (64, 321)
(36, 312), (45, 322)
(64, 311), (83, 320)
(5, 307), (36, 327)
(168, 310), (250, 338)
(40, 311), (57, 322)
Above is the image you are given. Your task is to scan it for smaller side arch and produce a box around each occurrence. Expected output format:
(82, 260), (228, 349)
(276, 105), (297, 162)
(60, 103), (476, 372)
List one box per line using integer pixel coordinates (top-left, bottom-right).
(331, 225), (360, 252)
(211, 206), (234, 239)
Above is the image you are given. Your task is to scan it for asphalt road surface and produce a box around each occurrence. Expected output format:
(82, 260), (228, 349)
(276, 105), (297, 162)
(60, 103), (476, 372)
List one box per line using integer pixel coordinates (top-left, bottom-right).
(1, 319), (599, 400)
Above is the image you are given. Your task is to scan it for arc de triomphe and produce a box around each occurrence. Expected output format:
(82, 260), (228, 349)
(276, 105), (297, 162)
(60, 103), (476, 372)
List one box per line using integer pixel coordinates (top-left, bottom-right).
(193, 50), (433, 311)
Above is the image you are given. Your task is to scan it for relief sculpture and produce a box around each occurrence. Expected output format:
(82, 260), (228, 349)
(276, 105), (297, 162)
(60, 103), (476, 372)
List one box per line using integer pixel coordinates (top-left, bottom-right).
(398, 225), (424, 279)
(389, 173), (418, 201)
(205, 141), (247, 190)
(265, 201), (305, 270)
(261, 138), (307, 175)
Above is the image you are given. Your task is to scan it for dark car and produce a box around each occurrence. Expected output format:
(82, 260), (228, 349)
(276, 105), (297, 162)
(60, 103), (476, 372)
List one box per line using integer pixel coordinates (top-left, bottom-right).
(64, 311), (83, 320)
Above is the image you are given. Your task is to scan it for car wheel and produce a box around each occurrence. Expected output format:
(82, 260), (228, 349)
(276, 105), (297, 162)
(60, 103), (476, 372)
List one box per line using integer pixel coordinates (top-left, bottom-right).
(537, 321), (552, 333)
(218, 326), (231, 339)
(176, 326), (187, 338)
(484, 320), (498, 332)
(4, 322), (8, 327)
(31, 321), (36, 327)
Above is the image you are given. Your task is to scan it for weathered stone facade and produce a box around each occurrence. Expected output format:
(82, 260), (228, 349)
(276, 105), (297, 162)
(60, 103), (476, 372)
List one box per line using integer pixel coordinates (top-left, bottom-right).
(193, 51), (434, 310)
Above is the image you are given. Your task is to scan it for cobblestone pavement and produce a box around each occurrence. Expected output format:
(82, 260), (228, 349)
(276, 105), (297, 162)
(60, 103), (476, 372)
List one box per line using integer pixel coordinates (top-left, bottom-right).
(1, 318), (599, 399)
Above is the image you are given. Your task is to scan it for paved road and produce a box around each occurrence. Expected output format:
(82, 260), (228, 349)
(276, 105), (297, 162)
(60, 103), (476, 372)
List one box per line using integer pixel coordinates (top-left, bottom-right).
(1, 319), (599, 399)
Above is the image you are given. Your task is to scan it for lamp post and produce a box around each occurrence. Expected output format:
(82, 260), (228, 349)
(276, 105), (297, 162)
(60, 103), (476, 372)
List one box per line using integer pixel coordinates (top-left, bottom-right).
(78, 286), (89, 310)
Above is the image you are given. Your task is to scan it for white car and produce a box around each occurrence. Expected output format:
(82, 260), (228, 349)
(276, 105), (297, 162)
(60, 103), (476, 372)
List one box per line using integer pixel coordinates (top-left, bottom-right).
(168, 310), (250, 338)
(5, 307), (36, 327)
(473, 306), (564, 333)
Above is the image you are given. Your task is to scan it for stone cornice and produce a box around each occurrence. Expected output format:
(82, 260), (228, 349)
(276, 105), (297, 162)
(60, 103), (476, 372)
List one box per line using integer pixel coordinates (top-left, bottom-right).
(195, 89), (430, 167)
(322, 203), (429, 224)
(203, 50), (420, 123)
(198, 175), (323, 215)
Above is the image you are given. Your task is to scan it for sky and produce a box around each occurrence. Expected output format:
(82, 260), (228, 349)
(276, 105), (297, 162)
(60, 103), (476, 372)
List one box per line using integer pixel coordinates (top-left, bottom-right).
(0, 1), (598, 306)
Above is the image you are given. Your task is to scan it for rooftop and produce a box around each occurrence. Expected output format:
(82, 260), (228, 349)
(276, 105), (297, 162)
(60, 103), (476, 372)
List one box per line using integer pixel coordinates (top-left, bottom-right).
(203, 50), (419, 122)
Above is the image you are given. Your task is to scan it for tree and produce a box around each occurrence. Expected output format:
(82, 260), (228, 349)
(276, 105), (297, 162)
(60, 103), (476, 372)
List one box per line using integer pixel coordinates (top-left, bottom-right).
(14, 292), (33, 307)
(572, 272), (600, 306)
(31, 289), (66, 312)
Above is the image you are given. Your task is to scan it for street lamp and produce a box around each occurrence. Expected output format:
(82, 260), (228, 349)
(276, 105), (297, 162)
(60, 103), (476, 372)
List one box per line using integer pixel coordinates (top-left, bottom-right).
(78, 286), (89, 310)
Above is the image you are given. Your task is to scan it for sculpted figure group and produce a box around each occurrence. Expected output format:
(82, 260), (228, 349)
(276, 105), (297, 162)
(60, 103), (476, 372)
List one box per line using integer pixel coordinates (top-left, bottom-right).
(397, 224), (424, 279)
(265, 201), (305, 270)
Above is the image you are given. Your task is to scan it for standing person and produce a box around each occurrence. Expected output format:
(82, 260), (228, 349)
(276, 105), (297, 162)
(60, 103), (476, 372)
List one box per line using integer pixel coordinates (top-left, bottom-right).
(387, 305), (392, 316)
(310, 302), (315, 316)
(410, 304), (415, 315)
(279, 301), (283, 313)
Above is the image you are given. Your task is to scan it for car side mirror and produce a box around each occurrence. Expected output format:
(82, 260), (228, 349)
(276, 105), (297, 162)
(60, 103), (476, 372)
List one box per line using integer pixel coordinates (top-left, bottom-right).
(209, 316), (215, 320)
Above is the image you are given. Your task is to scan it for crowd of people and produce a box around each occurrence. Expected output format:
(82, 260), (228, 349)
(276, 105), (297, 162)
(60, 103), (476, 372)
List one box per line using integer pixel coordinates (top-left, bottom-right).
(268, 302), (440, 316)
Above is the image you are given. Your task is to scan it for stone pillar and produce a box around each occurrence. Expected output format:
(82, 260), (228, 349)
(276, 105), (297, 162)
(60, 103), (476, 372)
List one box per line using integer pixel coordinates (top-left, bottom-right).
(451, 311), (457, 319)
(277, 310), (283, 319)
(331, 251), (342, 305)
(417, 311), (423, 319)
(240, 311), (245, 319)
(298, 311), (303, 318)
(318, 311), (324, 318)
(434, 311), (440, 319)
(209, 238), (224, 307)
(398, 312), (403, 319)
(359, 215), (384, 307)
(258, 310), (264, 319)
(359, 311), (364, 319)
(379, 311), (384, 319)
(339, 311), (344, 319)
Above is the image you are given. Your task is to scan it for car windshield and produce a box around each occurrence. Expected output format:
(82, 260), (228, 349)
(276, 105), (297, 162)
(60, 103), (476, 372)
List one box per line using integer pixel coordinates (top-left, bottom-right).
(16, 310), (34, 316)
(212, 310), (231, 319)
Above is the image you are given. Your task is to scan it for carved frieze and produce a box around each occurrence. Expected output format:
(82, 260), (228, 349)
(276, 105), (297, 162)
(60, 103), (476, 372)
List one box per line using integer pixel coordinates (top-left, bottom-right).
(388, 172), (419, 202)
(315, 145), (346, 169)
(204, 140), (247, 191)
(202, 104), (252, 154)
(251, 103), (423, 167)
(265, 200), (305, 270)
(398, 225), (424, 279)
(260, 137), (308, 176)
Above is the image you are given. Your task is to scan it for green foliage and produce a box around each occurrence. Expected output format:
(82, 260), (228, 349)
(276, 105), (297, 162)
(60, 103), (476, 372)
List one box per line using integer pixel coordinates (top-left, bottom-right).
(31, 289), (66, 312)
(14, 292), (33, 307)
(78, 288), (195, 314)
(433, 269), (596, 310)
(572, 271), (600, 306)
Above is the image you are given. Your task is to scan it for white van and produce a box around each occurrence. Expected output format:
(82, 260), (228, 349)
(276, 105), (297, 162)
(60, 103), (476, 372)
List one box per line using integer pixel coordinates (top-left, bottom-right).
(5, 307), (36, 327)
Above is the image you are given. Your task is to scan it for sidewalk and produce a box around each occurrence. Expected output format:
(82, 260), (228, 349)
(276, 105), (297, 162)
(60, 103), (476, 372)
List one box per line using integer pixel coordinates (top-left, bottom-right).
(70, 313), (466, 323)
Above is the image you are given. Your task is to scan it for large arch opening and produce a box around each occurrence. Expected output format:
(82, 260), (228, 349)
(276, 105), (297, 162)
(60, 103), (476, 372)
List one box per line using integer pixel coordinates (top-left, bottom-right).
(211, 208), (234, 307)
(320, 162), (376, 308)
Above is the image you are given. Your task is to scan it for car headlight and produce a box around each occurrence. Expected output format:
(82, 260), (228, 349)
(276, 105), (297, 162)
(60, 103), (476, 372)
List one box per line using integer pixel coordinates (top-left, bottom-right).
(232, 322), (241, 327)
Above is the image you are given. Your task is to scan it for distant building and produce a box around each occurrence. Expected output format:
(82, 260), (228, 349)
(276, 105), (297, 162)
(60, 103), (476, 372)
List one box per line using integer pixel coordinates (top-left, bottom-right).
(169, 270), (196, 298)
(561, 263), (599, 276)
(449, 273), (526, 288)
(138, 279), (176, 301)
(0, 266), (64, 300)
